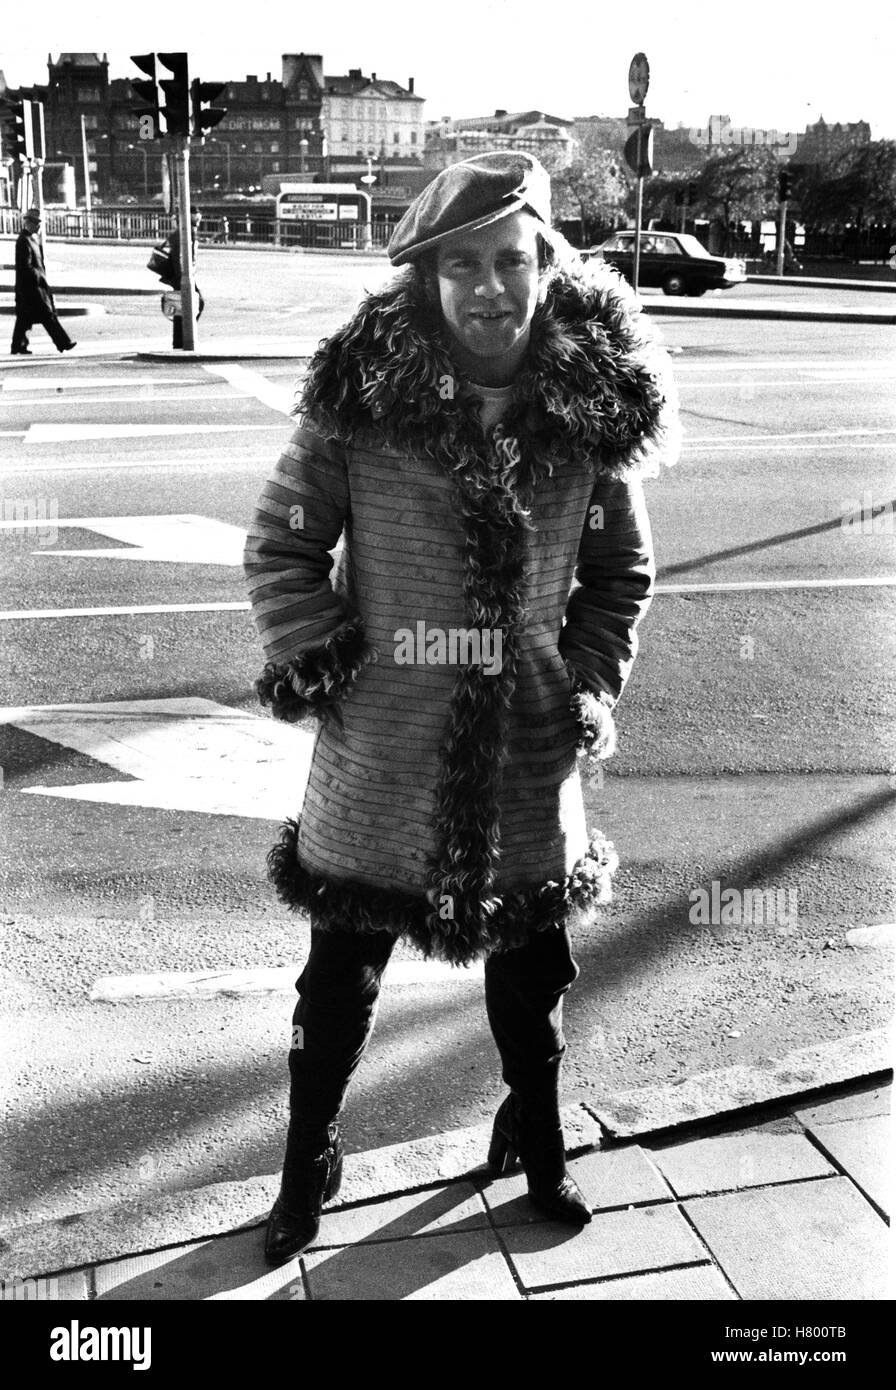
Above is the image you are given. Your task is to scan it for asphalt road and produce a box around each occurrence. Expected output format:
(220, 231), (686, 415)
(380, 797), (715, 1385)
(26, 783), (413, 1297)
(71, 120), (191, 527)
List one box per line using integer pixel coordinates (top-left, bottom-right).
(0, 261), (894, 1230)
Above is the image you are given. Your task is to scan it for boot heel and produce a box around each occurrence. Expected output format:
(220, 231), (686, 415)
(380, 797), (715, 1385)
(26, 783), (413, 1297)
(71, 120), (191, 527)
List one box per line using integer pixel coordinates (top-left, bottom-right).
(487, 1127), (518, 1173)
(324, 1151), (343, 1202)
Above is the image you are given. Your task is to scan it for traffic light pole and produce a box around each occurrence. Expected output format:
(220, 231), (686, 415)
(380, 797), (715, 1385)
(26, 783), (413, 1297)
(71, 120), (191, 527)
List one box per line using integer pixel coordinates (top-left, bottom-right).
(174, 138), (199, 350)
(775, 196), (788, 278)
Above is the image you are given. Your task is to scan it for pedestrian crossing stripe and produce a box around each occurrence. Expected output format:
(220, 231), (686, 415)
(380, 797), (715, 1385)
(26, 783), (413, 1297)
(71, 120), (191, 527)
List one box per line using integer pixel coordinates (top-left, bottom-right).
(0, 696), (314, 819)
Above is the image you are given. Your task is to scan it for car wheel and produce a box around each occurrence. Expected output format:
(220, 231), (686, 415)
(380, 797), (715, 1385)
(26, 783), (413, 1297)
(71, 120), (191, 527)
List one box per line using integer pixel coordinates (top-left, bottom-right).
(686, 286), (707, 297)
(662, 272), (687, 296)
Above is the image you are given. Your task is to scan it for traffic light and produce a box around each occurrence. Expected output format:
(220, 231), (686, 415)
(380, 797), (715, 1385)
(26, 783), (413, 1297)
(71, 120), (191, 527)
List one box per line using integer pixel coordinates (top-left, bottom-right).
(130, 53), (163, 140)
(778, 170), (793, 202)
(158, 52), (190, 137)
(190, 79), (227, 140)
(9, 98), (35, 161)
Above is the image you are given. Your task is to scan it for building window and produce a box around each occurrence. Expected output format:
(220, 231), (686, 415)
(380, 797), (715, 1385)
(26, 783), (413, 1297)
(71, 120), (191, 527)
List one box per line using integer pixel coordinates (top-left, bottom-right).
(253, 141), (263, 153)
(82, 114), (99, 130)
(393, 132), (400, 143)
(298, 81), (309, 101)
(78, 86), (101, 102)
(411, 131), (417, 144)
(342, 131), (348, 143)
(271, 142), (280, 153)
(272, 160), (281, 172)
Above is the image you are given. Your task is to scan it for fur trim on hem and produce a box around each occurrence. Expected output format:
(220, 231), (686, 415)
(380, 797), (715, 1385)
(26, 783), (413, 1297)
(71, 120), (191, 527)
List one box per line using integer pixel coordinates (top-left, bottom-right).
(267, 817), (619, 968)
(255, 617), (376, 726)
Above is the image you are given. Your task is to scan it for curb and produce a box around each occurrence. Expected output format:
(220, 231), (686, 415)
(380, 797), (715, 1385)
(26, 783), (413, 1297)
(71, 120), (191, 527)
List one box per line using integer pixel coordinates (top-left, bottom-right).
(0, 305), (105, 319)
(2, 1029), (889, 1283)
(641, 300), (896, 325)
(1, 284), (159, 297)
(747, 274), (896, 293)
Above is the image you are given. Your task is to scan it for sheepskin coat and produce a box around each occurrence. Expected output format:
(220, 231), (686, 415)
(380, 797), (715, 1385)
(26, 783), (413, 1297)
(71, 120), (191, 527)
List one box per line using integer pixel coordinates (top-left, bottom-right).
(242, 255), (679, 966)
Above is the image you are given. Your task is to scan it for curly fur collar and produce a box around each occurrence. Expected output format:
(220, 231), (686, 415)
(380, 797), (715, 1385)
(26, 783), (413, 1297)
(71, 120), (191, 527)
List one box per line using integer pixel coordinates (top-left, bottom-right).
(296, 256), (680, 480)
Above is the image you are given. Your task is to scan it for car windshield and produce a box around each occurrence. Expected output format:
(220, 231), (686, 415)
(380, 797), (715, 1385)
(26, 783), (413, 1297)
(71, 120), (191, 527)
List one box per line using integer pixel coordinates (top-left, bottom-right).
(673, 234), (716, 260)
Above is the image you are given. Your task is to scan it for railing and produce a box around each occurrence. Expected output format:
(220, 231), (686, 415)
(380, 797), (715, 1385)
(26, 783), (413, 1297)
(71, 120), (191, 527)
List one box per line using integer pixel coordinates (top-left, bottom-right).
(0, 205), (394, 250)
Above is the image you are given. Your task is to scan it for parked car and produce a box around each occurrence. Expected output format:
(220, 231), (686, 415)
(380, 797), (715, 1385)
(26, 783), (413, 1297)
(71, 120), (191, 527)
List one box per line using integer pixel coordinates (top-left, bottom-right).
(583, 231), (747, 295)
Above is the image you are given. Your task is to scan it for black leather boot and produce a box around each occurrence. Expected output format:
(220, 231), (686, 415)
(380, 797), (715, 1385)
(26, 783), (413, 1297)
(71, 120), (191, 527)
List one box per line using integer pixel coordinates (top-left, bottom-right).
(264, 1123), (344, 1265)
(487, 1093), (591, 1225)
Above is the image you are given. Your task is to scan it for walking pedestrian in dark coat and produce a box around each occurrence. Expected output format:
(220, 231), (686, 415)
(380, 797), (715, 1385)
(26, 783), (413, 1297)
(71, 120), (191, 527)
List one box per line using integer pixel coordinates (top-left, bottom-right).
(243, 153), (680, 1264)
(164, 210), (204, 349)
(10, 210), (76, 355)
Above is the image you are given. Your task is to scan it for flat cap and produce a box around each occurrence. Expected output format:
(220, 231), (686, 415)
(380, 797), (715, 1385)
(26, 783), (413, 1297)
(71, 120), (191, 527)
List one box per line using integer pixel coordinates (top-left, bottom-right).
(388, 151), (551, 266)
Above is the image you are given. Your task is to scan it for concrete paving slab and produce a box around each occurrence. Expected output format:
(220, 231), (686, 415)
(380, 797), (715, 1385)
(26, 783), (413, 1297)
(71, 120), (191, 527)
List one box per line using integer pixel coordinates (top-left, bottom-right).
(648, 1130), (835, 1198)
(792, 1080), (891, 1127)
(802, 1115), (893, 1215)
(502, 1204), (706, 1290)
(93, 1229), (304, 1300)
(309, 1182), (491, 1248)
(592, 1029), (891, 1136)
(530, 1264), (736, 1300)
(0, 1105), (600, 1281)
(683, 1177), (890, 1300)
(480, 1144), (671, 1226)
(303, 1229), (521, 1300)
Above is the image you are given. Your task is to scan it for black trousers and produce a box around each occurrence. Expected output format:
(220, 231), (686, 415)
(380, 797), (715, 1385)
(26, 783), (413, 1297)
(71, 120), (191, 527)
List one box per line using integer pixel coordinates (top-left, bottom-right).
(283, 919), (580, 1162)
(11, 308), (75, 353)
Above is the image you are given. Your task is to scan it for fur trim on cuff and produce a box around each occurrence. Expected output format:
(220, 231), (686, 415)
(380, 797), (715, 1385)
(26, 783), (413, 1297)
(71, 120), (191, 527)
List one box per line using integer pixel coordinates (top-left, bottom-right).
(566, 665), (617, 760)
(255, 617), (376, 725)
(267, 817), (619, 967)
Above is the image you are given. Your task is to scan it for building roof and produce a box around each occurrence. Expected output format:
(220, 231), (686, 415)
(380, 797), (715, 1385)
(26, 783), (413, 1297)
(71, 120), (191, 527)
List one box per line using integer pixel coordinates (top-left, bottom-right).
(51, 53), (108, 66)
(323, 73), (420, 99)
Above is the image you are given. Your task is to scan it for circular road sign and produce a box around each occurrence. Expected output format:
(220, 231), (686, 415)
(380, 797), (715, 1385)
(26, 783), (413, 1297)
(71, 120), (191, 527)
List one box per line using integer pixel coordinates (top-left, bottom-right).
(629, 53), (650, 105)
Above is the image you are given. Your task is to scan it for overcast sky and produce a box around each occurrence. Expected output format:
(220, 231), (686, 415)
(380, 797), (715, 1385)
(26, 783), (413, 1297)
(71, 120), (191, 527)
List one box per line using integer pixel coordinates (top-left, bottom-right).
(2, 0), (892, 139)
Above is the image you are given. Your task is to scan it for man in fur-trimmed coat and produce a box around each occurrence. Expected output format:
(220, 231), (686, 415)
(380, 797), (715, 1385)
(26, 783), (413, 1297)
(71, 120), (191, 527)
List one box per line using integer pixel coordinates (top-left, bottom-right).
(242, 152), (679, 1264)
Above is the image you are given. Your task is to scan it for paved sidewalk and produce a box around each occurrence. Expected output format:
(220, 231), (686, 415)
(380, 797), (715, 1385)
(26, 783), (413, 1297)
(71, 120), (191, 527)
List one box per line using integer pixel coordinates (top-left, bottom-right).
(4, 1075), (890, 1302)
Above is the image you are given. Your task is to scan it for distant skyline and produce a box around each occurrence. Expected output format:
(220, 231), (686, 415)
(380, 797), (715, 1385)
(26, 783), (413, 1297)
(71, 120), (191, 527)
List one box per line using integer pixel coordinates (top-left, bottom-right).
(2, 0), (893, 140)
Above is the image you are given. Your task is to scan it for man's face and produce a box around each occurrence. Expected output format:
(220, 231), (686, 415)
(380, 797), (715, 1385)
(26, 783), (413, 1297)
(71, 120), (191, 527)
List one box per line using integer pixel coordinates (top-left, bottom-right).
(434, 211), (543, 374)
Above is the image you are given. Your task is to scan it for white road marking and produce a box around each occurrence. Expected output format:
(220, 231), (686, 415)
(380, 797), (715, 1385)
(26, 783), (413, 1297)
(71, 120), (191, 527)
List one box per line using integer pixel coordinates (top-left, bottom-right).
(2, 391), (257, 407)
(1, 575), (893, 623)
(1, 376), (210, 392)
(90, 957), (483, 1001)
(203, 363), (296, 417)
(685, 442), (896, 452)
(0, 513), (246, 566)
(658, 577), (896, 592)
(0, 696), (314, 819)
(674, 358), (896, 372)
(0, 601), (250, 619)
(686, 427), (896, 444)
(0, 454), (277, 474)
(23, 422), (288, 444)
(680, 376), (896, 388)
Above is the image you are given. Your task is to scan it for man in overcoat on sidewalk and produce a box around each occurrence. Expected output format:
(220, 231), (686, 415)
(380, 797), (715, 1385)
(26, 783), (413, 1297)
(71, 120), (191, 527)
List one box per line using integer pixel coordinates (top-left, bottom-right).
(242, 151), (680, 1264)
(10, 209), (76, 355)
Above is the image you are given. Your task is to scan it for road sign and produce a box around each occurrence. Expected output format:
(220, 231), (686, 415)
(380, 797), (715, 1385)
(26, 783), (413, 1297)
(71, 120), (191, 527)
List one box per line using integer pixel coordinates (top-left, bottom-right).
(628, 52), (650, 106)
(624, 128), (654, 177)
(627, 105), (646, 125)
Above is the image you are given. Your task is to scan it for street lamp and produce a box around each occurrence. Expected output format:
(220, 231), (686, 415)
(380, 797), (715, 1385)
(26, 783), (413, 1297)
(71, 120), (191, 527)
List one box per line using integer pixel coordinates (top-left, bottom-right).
(127, 142), (148, 197)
